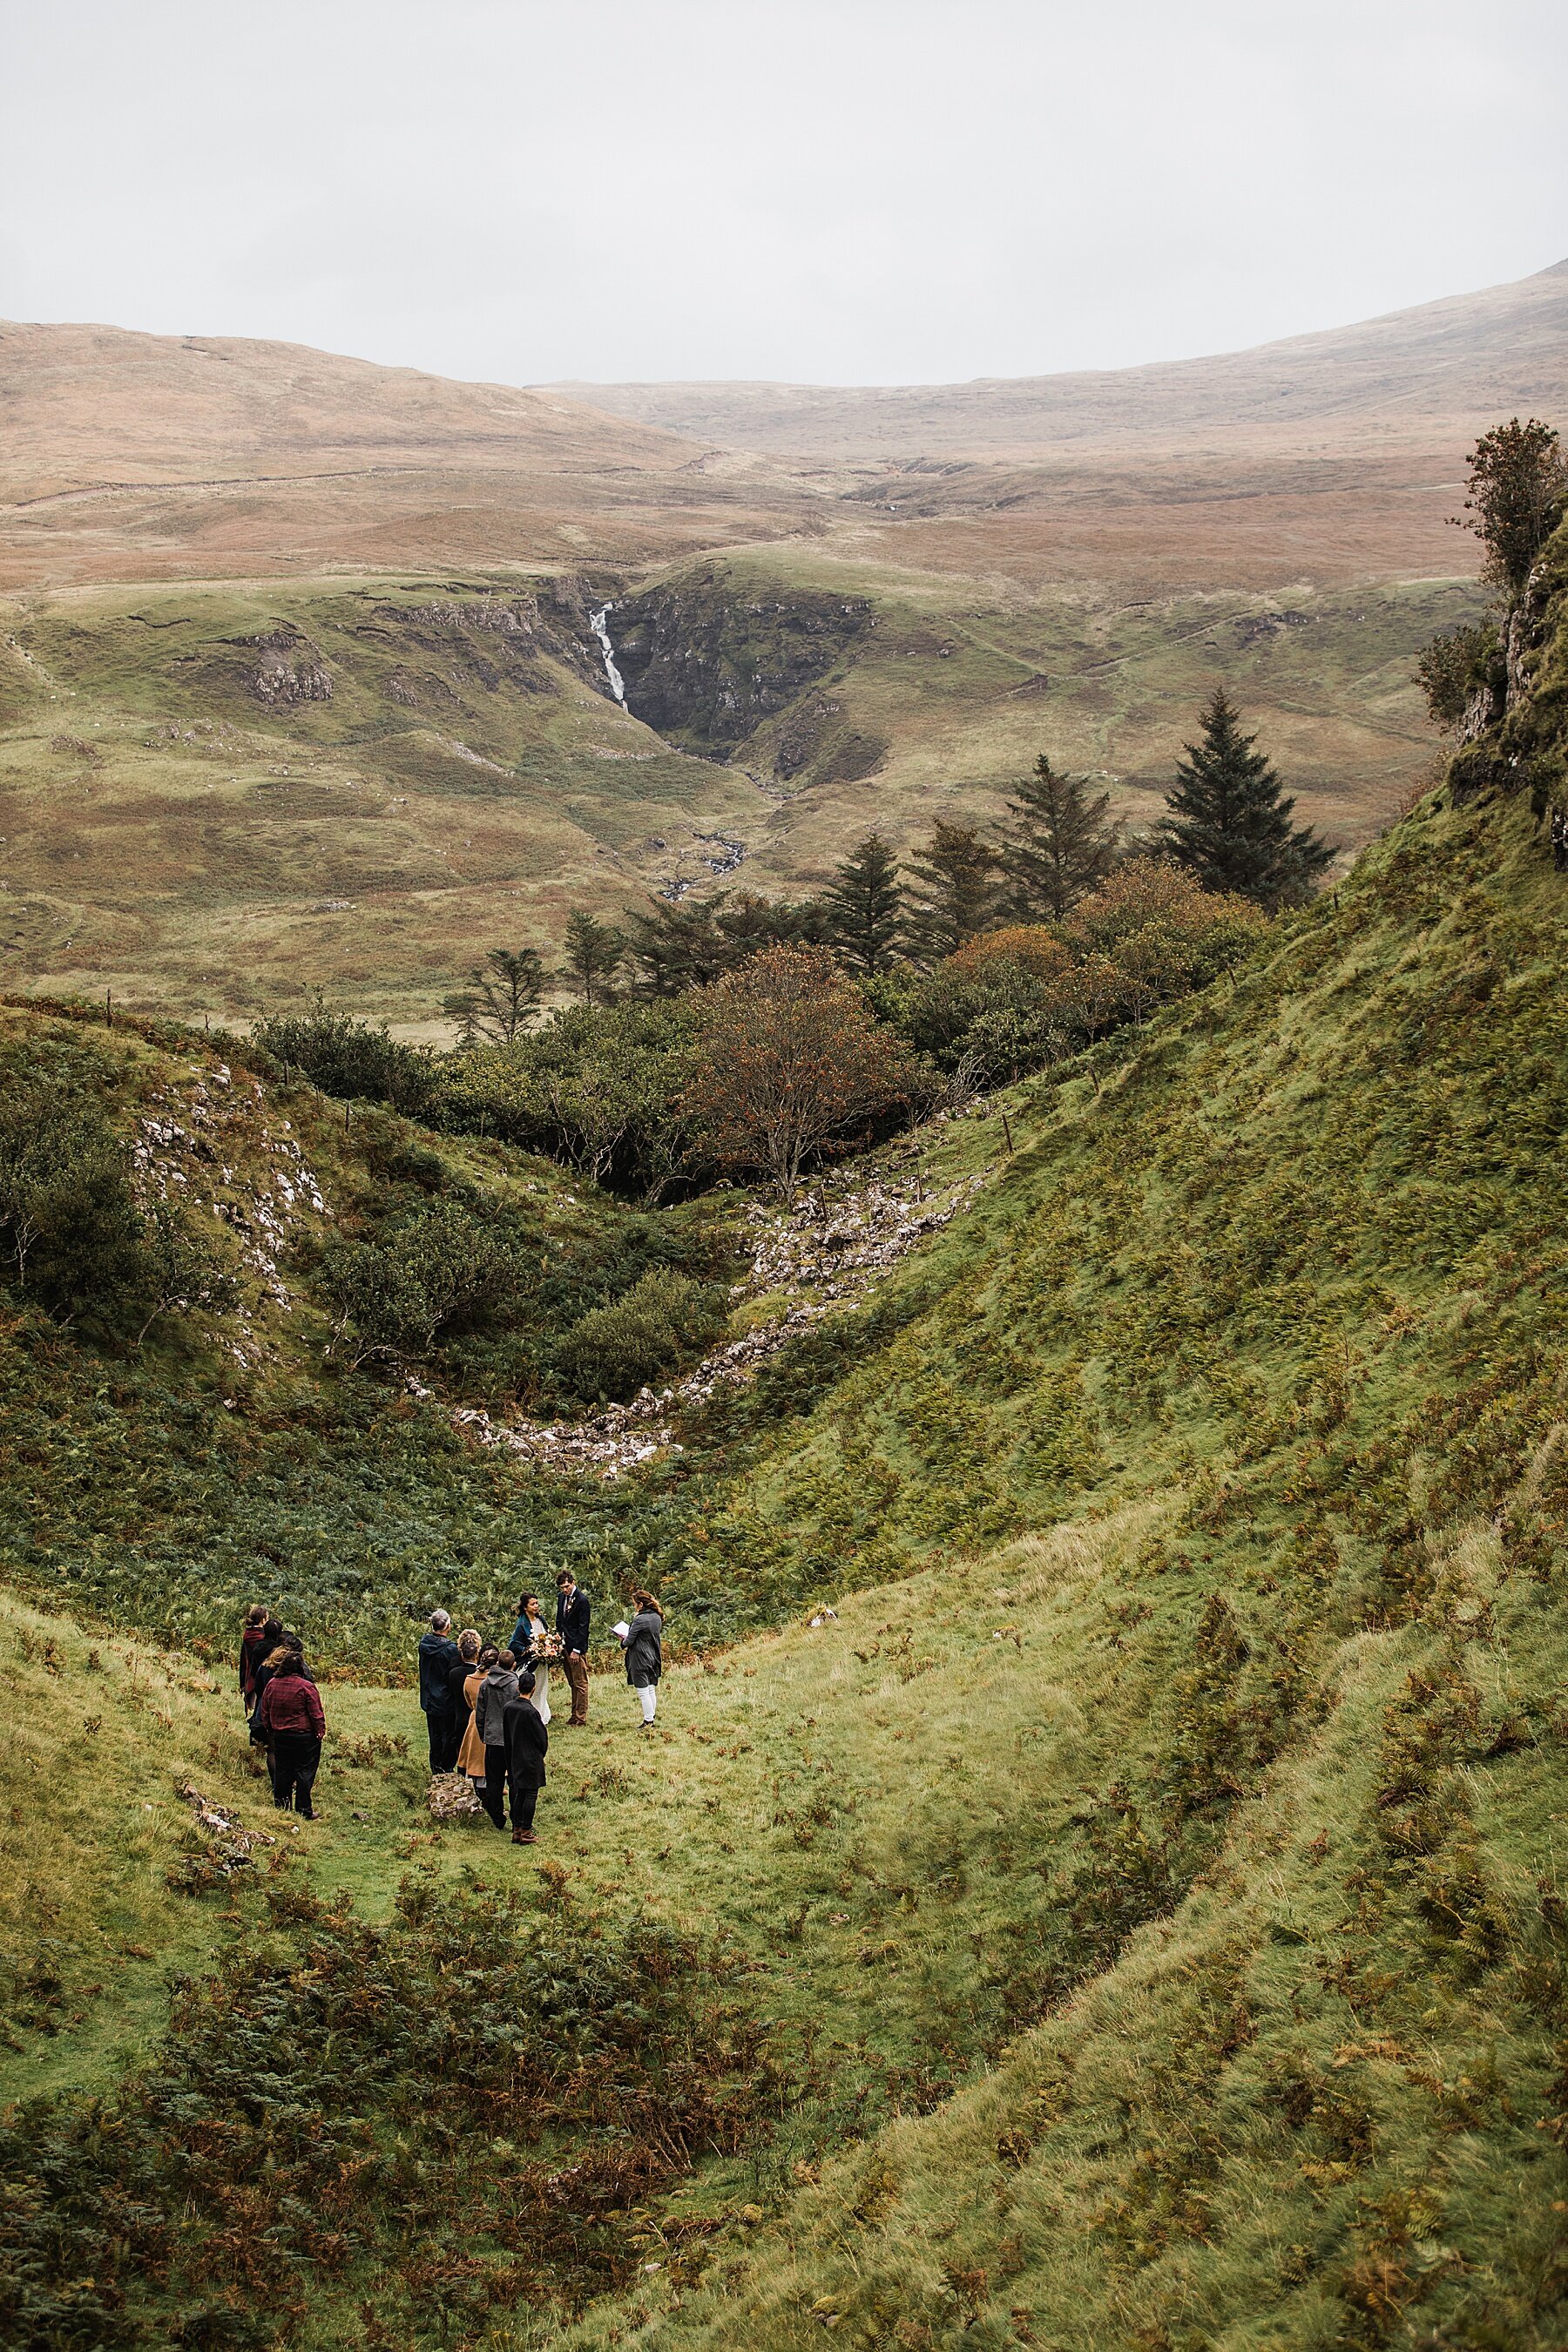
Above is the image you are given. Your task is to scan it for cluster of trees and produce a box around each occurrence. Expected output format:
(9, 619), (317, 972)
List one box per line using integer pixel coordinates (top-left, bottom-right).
(433, 692), (1325, 1028)
(258, 691), (1318, 1202)
(311, 1119), (728, 1404)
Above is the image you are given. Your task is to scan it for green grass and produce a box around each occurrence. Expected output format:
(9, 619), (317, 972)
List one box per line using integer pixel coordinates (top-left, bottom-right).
(0, 575), (755, 1029)
(636, 545), (1486, 895)
(0, 535), (1565, 2346)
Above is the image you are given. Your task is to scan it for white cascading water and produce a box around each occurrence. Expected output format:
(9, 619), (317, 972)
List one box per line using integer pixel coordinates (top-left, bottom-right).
(589, 606), (626, 705)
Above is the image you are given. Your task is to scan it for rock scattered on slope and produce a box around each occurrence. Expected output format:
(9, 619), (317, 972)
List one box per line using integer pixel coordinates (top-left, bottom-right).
(448, 1157), (983, 1481)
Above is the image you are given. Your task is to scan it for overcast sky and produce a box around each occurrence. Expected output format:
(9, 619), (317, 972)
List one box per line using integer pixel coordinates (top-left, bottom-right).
(3, 0), (1565, 389)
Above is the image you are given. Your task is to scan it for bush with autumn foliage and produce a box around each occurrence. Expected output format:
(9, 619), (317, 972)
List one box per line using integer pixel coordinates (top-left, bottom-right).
(872, 859), (1268, 1081)
(684, 943), (920, 1196)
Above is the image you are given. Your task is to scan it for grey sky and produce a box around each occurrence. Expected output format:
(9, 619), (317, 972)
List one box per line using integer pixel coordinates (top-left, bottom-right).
(3, 0), (1566, 389)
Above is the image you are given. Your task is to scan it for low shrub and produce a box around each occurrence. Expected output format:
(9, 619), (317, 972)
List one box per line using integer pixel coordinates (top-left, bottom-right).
(253, 999), (436, 1115)
(555, 1266), (724, 1402)
(319, 1196), (534, 1363)
(0, 1879), (787, 2346)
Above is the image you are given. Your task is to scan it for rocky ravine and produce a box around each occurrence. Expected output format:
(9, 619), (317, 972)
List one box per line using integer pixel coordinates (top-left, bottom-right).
(443, 1148), (983, 1478)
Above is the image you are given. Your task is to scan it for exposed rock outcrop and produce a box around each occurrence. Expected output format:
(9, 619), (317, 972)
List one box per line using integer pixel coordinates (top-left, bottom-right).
(607, 570), (873, 755)
(244, 632), (333, 706)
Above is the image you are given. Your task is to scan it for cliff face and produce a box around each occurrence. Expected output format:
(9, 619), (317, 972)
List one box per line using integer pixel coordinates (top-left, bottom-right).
(182, 585), (612, 719)
(606, 570), (873, 755)
(1448, 516), (1568, 808)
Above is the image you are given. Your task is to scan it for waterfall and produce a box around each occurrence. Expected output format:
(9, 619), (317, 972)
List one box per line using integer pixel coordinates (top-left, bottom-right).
(589, 605), (626, 706)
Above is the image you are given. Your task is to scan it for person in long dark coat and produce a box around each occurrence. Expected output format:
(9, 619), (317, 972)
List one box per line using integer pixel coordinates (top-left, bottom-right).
(239, 1604), (270, 1717)
(417, 1610), (462, 1774)
(618, 1589), (664, 1728)
(502, 1672), (548, 1845)
(248, 1618), (287, 1768)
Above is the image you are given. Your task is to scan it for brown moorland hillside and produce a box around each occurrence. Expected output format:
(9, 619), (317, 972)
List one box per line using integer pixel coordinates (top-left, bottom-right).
(553, 257), (1568, 592)
(1, 265), (1560, 1025)
(0, 321), (814, 588)
(553, 255), (1568, 463)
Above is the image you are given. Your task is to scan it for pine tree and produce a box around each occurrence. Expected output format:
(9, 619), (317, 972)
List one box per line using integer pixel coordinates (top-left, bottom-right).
(823, 832), (904, 975)
(1004, 754), (1121, 919)
(559, 910), (625, 1005)
(624, 900), (730, 997)
(443, 989), (482, 1049)
(903, 821), (1004, 961)
(469, 947), (544, 1044)
(1159, 691), (1333, 908)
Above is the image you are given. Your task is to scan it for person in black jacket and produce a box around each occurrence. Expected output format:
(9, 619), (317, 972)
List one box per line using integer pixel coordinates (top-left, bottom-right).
(417, 1610), (462, 1774)
(476, 1649), (521, 1828)
(555, 1573), (591, 1726)
(502, 1671), (549, 1844)
(248, 1618), (287, 1767)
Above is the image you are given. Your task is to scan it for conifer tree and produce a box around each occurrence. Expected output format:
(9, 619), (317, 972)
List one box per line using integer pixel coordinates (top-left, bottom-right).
(823, 831), (904, 975)
(1159, 691), (1333, 909)
(903, 821), (1004, 961)
(469, 947), (544, 1044)
(559, 910), (625, 1005)
(443, 988), (482, 1049)
(1004, 754), (1121, 920)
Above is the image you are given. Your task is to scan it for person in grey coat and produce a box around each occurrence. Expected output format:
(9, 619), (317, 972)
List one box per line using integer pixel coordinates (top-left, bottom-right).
(618, 1590), (664, 1727)
(475, 1649), (522, 1829)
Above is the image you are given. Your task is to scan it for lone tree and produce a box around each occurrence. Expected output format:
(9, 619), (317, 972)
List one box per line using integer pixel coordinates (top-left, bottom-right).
(685, 943), (913, 1198)
(468, 947), (544, 1045)
(1452, 416), (1568, 600)
(903, 821), (1004, 961)
(823, 831), (904, 974)
(1004, 753), (1121, 920)
(559, 910), (625, 1005)
(1159, 690), (1333, 909)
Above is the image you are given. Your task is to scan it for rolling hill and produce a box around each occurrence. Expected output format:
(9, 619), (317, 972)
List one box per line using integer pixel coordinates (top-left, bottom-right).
(554, 255), (1568, 463)
(0, 319), (809, 589)
(3, 261), (1564, 1024)
(2, 508), (1566, 2348)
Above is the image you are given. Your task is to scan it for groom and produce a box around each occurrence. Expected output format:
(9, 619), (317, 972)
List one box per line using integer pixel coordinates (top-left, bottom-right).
(555, 1571), (591, 1726)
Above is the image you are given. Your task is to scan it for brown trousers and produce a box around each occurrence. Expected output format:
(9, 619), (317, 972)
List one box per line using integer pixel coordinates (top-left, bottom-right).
(563, 1652), (590, 1724)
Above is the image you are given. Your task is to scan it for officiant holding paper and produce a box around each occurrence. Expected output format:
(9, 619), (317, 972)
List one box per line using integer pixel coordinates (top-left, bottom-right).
(618, 1591), (664, 1728)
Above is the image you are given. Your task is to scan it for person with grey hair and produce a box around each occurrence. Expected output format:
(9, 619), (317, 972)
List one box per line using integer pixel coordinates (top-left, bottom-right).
(417, 1608), (461, 1774)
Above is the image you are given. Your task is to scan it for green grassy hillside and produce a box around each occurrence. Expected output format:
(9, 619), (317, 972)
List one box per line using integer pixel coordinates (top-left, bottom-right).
(0, 576), (760, 1027)
(1, 552), (1481, 1034)
(608, 548), (1481, 883)
(1, 537), (1565, 2347)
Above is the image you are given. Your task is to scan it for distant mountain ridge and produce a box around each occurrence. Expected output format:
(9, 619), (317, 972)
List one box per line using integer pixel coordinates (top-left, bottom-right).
(544, 256), (1568, 461)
